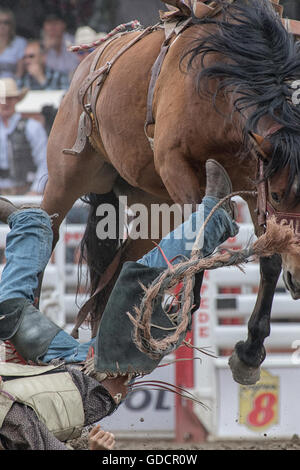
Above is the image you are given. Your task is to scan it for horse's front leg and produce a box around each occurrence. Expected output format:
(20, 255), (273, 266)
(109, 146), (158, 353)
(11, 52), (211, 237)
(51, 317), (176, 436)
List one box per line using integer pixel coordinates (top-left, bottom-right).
(229, 254), (282, 385)
(154, 147), (204, 206)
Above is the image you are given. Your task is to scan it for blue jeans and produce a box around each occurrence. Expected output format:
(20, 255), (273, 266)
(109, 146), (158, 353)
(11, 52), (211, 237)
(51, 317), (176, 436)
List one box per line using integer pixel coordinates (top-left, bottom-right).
(0, 209), (53, 304)
(0, 198), (238, 363)
(138, 196), (238, 267)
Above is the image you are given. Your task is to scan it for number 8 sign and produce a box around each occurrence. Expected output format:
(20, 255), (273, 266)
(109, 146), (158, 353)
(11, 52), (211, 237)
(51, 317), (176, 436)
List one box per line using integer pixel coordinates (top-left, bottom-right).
(239, 370), (279, 432)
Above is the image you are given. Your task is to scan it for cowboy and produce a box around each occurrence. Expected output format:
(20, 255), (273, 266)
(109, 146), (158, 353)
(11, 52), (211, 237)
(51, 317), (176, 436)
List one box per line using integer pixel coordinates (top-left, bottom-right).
(0, 160), (238, 449)
(0, 360), (127, 450)
(0, 7), (27, 79)
(0, 77), (48, 195)
(42, 12), (79, 78)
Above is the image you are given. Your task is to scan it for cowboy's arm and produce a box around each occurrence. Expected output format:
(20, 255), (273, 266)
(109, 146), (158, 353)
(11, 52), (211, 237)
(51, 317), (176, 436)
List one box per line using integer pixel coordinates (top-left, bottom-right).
(0, 402), (68, 450)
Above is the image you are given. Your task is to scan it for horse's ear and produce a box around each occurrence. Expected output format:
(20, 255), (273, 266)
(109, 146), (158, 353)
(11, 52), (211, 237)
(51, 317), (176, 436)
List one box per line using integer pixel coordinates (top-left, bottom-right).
(249, 132), (273, 159)
(251, 132), (264, 147)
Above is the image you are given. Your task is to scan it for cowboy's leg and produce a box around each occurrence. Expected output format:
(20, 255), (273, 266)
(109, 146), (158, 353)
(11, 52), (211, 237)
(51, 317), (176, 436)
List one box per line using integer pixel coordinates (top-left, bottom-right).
(43, 196), (237, 363)
(0, 206), (92, 363)
(44, 188), (238, 362)
(0, 207), (62, 362)
(41, 160), (239, 363)
(41, 331), (95, 363)
(48, 162), (238, 367)
(0, 209), (53, 304)
(41, 195), (237, 362)
(138, 195), (239, 268)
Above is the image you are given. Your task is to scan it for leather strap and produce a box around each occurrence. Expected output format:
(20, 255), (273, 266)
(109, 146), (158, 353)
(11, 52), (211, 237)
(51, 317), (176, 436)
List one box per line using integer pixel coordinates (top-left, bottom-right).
(256, 159), (268, 228)
(193, 1), (221, 19)
(283, 18), (300, 37)
(267, 201), (300, 228)
(64, 26), (156, 157)
(90, 27), (155, 136)
(145, 1), (239, 149)
(256, 158), (300, 237)
(144, 17), (193, 147)
(145, 42), (173, 128)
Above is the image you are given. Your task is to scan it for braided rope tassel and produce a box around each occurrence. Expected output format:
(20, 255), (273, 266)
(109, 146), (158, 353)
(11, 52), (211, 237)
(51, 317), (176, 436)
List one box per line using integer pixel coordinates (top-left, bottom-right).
(69, 20), (142, 52)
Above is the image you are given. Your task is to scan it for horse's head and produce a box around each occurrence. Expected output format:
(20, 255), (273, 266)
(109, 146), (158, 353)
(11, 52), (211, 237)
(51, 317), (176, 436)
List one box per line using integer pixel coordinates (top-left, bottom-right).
(184, 0), (300, 297)
(181, 0), (300, 298)
(252, 131), (300, 299)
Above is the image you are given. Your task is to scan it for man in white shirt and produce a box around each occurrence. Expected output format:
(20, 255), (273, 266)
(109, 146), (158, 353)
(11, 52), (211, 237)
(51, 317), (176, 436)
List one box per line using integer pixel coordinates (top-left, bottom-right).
(0, 78), (48, 195)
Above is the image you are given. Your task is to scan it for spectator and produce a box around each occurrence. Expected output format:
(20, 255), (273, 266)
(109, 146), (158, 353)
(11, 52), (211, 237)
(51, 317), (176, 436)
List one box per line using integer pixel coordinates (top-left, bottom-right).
(88, 0), (117, 33)
(42, 12), (79, 77)
(88, 0), (167, 32)
(13, 0), (46, 39)
(0, 7), (27, 79)
(73, 26), (106, 63)
(18, 40), (70, 91)
(44, 0), (94, 31)
(0, 78), (48, 195)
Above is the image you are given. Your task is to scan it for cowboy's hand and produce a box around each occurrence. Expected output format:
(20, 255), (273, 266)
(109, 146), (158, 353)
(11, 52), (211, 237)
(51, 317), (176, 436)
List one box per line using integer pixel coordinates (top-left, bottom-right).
(88, 425), (115, 451)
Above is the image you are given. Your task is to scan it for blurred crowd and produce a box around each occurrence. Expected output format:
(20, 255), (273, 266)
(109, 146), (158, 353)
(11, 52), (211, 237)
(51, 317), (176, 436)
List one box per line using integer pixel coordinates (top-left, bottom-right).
(0, 1), (114, 196)
(0, 4), (106, 88)
(0, 0), (166, 197)
(0, 0), (166, 85)
(0, 0), (297, 197)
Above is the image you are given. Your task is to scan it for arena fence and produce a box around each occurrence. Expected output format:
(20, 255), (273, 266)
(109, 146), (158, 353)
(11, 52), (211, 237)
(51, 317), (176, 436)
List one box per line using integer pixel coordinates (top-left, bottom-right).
(182, 198), (300, 441)
(1, 196), (300, 441)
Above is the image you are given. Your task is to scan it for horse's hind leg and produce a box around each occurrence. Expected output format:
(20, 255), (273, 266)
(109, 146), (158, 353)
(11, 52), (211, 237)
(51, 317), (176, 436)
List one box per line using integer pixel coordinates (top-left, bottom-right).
(40, 99), (118, 246)
(42, 154), (117, 247)
(229, 254), (282, 385)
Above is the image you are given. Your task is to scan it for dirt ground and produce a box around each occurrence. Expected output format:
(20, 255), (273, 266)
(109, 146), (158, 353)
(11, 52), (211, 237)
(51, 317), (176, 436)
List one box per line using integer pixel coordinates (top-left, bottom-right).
(71, 433), (300, 450)
(115, 437), (300, 450)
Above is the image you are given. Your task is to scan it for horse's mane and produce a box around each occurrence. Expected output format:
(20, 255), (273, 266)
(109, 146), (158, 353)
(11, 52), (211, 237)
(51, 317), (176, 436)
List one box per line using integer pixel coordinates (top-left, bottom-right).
(184, 0), (300, 198)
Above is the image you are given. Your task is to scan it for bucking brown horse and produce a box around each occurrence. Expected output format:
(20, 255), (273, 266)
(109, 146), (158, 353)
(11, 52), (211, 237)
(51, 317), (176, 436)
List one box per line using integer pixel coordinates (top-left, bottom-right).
(41, 0), (300, 385)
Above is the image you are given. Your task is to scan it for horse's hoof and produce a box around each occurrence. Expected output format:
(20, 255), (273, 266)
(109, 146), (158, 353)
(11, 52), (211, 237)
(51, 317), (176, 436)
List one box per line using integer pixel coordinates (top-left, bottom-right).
(228, 350), (261, 385)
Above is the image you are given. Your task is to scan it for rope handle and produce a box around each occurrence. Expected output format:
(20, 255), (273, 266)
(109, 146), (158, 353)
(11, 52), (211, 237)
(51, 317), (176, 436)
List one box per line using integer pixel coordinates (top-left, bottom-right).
(191, 190), (257, 258)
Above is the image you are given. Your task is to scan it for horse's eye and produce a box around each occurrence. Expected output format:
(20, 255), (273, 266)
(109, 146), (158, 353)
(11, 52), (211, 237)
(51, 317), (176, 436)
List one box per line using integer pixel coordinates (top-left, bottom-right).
(271, 192), (280, 203)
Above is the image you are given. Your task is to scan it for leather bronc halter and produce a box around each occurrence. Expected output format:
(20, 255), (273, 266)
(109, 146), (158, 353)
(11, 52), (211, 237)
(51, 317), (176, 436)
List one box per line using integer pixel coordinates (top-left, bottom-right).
(255, 122), (300, 238)
(256, 157), (300, 237)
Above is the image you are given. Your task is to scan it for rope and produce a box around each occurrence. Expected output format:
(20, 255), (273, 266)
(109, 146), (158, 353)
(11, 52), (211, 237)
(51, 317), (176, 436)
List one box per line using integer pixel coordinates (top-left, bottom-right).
(127, 191), (300, 360)
(191, 190), (257, 257)
(68, 20), (143, 52)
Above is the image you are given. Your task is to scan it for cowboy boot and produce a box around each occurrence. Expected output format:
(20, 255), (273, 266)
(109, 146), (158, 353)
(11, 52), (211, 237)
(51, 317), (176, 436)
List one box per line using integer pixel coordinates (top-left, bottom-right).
(0, 298), (61, 363)
(0, 197), (41, 225)
(0, 197), (18, 224)
(205, 159), (237, 220)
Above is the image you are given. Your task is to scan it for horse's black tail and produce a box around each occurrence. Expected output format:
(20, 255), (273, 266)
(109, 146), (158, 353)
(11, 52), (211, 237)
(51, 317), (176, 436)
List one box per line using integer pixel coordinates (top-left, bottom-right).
(78, 191), (122, 326)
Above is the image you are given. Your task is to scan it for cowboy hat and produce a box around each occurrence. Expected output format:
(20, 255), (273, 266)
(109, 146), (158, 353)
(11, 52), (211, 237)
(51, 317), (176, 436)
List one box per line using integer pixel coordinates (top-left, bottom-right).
(73, 26), (106, 46)
(0, 78), (28, 102)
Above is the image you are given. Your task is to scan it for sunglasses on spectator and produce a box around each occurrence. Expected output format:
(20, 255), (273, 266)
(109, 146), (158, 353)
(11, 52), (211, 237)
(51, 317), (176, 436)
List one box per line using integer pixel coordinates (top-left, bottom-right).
(77, 48), (95, 56)
(0, 20), (11, 25)
(24, 54), (38, 59)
